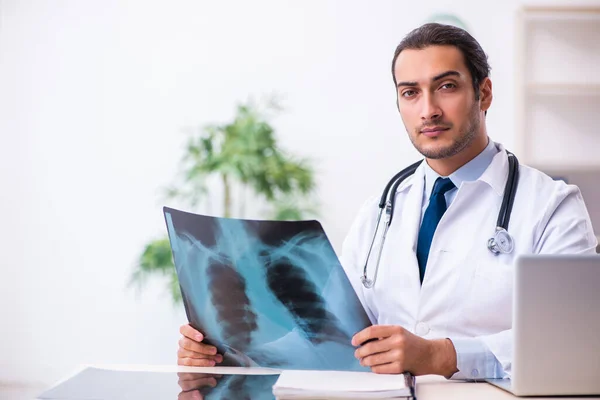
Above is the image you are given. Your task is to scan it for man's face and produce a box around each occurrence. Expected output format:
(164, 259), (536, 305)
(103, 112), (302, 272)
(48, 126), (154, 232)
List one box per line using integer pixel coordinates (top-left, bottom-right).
(393, 45), (483, 159)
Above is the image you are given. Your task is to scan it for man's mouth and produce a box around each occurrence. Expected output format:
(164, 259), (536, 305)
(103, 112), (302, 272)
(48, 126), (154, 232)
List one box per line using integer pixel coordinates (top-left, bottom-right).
(420, 126), (450, 138)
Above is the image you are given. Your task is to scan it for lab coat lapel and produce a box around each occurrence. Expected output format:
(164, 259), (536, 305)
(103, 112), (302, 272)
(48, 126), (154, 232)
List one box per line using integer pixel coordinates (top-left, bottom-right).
(396, 163), (425, 285)
(372, 162), (425, 323)
(479, 143), (510, 196)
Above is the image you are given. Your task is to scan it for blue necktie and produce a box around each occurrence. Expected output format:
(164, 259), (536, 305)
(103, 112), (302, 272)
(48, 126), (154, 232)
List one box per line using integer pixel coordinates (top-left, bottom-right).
(416, 177), (455, 284)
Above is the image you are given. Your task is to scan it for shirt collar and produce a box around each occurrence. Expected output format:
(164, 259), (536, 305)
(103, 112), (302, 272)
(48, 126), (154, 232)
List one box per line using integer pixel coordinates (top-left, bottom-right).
(423, 138), (499, 198)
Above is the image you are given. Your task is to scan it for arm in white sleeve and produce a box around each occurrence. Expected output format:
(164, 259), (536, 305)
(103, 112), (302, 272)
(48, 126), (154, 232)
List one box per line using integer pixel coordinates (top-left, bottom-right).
(338, 196), (380, 324)
(449, 336), (508, 380)
(451, 184), (596, 380)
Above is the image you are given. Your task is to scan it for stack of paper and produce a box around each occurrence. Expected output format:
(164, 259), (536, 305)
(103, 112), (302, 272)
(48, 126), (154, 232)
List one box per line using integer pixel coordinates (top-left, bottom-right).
(272, 370), (415, 399)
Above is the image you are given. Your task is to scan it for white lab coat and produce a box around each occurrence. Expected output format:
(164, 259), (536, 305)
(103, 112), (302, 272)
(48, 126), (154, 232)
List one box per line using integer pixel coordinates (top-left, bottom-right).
(340, 143), (598, 379)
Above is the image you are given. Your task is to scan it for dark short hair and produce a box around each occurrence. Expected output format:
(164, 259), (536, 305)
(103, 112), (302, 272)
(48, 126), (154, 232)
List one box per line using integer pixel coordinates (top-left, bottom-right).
(391, 23), (491, 100)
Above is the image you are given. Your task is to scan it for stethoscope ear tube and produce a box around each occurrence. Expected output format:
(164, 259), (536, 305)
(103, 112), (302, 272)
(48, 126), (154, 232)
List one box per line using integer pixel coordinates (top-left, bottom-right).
(488, 152), (519, 256)
(497, 152), (520, 231)
(378, 160), (423, 211)
(361, 206), (385, 287)
(502, 153), (520, 231)
(385, 160), (423, 226)
(362, 160), (422, 288)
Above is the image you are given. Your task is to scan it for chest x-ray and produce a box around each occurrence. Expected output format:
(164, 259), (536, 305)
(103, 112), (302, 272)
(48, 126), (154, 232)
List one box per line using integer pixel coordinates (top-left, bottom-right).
(163, 207), (371, 371)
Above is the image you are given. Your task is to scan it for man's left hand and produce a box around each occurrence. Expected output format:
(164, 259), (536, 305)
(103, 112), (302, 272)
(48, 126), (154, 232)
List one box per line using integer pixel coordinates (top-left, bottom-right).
(352, 325), (458, 377)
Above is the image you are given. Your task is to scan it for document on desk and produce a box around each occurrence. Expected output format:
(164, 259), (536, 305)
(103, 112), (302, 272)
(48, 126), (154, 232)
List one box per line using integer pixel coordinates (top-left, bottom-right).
(272, 370), (415, 399)
(163, 207), (371, 371)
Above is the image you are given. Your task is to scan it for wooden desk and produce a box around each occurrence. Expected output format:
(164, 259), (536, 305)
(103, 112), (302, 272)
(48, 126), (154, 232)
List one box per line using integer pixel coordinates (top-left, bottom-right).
(38, 365), (600, 400)
(416, 375), (600, 399)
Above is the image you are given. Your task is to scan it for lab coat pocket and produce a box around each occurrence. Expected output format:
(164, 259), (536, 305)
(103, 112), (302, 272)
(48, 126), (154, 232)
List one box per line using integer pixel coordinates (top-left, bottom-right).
(463, 253), (514, 334)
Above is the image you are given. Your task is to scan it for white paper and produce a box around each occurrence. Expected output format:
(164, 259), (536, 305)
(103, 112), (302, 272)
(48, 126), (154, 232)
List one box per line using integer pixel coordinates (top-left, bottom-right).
(273, 370), (411, 398)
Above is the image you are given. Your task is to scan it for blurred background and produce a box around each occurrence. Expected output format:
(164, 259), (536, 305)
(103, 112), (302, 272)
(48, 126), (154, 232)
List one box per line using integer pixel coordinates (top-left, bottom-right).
(1, 0), (599, 396)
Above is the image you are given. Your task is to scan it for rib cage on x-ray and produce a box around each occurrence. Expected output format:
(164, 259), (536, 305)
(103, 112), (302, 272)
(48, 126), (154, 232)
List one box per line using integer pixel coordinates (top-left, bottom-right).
(207, 256), (347, 349)
(207, 262), (258, 352)
(164, 207), (372, 371)
(265, 258), (348, 345)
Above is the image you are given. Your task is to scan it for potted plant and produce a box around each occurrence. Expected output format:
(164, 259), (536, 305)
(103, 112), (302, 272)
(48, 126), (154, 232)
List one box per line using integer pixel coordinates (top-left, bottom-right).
(130, 98), (318, 302)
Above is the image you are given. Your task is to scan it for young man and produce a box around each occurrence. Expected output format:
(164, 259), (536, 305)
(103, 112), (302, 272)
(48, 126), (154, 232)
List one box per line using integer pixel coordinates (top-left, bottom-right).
(176, 23), (597, 379)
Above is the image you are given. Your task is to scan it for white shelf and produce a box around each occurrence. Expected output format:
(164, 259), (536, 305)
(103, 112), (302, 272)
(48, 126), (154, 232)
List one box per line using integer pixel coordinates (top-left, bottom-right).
(532, 164), (600, 173)
(525, 21), (600, 83)
(516, 6), (600, 170)
(526, 83), (600, 97)
(523, 94), (600, 168)
(532, 165), (600, 174)
(525, 11), (600, 23)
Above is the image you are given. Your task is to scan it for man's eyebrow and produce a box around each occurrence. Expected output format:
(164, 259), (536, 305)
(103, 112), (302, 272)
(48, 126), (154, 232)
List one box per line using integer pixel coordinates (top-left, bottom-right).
(432, 70), (461, 82)
(396, 80), (418, 88)
(396, 70), (462, 88)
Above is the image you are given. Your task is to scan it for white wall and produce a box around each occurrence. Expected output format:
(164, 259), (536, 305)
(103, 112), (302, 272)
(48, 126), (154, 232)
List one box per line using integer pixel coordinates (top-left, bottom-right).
(1, 0), (596, 388)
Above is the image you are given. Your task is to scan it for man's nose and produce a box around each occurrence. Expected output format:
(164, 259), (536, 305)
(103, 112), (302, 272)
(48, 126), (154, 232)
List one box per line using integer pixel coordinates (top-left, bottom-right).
(420, 93), (442, 121)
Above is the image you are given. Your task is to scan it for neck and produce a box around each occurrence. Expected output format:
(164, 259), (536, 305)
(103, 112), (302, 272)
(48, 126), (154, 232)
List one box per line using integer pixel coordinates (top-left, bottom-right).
(426, 133), (489, 177)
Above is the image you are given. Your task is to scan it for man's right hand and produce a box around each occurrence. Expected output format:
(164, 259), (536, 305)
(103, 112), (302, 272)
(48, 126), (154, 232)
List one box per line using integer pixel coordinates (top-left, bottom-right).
(177, 324), (224, 367)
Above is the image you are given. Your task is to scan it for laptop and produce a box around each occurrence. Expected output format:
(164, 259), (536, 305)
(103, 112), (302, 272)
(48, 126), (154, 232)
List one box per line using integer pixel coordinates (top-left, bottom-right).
(486, 254), (600, 396)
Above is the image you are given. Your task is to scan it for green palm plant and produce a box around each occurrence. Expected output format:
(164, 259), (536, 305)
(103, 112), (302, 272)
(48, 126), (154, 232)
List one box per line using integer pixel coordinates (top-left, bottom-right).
(129, 98), (318, 303)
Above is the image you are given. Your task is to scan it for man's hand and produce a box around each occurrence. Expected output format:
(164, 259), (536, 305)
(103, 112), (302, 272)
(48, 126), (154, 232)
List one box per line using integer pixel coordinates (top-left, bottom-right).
(178, 324), (224, 367)
(177, 372), (222, 400)
(352, 325), (458, 377)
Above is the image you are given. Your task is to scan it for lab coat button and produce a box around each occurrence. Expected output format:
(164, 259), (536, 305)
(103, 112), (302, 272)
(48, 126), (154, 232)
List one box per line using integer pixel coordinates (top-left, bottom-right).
(472, 369), (479, 378)
(415, 322), (430, 336)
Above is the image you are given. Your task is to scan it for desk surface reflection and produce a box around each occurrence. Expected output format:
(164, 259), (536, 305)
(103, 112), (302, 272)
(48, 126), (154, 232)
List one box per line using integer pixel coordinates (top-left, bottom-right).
(38, 368), (279, 400)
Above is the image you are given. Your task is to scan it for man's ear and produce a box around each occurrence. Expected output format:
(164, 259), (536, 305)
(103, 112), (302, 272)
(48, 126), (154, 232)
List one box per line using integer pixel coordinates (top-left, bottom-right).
(480, 77), (493, 113)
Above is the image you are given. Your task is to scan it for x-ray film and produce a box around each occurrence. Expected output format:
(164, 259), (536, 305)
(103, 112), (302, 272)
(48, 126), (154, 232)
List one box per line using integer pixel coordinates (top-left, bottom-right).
(163, 207), (371, 371)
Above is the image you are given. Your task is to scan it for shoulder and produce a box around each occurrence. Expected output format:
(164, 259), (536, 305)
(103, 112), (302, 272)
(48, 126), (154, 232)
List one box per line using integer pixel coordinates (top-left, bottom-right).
(351, 167), (422, 224)
(339, 194), (380, 272)
(516, 164), (596, 253)
(348, 194), (381, 232)
(517, 163), (582, 206)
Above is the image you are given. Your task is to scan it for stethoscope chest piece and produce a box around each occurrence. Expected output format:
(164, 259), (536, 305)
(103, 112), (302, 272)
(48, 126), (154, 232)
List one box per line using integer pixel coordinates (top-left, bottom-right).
(487, 227), (514, 255)
(360, 276), (375, 289)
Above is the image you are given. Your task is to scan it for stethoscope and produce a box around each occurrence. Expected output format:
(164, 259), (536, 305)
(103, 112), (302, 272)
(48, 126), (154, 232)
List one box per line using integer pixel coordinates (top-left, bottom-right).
(360, 150), (520, 288)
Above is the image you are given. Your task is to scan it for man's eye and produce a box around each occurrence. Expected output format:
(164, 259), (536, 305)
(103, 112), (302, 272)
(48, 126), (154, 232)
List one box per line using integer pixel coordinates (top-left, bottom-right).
(440, 83), (456, 90)
(401, 90), (417, 98)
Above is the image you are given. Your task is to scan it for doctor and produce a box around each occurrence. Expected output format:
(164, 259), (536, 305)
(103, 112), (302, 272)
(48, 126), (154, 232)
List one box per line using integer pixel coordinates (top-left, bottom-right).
(176, 23), (597, 379)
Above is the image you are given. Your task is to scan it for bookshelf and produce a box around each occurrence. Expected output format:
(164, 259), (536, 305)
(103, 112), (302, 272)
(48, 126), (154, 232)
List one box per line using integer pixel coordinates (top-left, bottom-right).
(515, 6), (600, 241)
(515, 6), (600, 169)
